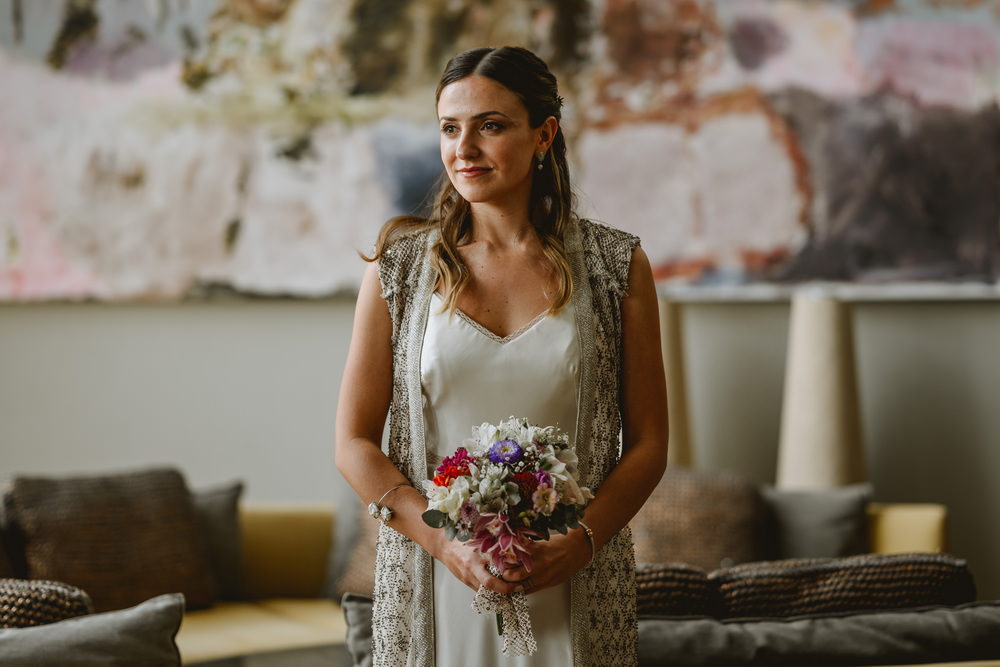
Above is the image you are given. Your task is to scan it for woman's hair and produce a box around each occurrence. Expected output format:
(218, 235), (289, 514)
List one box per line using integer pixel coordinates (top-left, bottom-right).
(366, 46), (575, 314)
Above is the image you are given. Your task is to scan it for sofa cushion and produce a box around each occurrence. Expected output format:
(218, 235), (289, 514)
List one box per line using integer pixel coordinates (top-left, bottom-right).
(240, 504), (333, 600)
(0, 579), (93, 628)
(193, 481), (245, 600)
(0, 593), (184, 666)
(760, 484), (871, 559)
(637, 601), (1000, 667)
(177, 598), (346, 664)
(5, 468), (217, 612)
(709, 552), (976, 618)
(631, 468), (766, 572)
(635, 563), (718, 617)
(342, 593), (374, 667)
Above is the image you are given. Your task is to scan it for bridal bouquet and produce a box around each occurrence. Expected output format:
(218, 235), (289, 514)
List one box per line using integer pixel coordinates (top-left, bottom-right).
(421, 417), (593, 655)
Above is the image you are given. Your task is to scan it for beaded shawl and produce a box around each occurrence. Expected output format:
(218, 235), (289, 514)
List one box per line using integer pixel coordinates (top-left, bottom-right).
(373, 217), (640, 667)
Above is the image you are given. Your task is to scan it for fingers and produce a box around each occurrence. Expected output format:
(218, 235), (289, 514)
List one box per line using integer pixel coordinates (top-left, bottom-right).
(479, 562), (530, 595)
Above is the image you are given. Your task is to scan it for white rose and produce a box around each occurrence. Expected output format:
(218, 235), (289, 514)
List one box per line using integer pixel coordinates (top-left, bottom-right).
(438, 476), (471, 521)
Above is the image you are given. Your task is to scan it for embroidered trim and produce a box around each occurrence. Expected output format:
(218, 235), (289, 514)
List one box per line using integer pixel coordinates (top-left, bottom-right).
(454, 307), (549, 345)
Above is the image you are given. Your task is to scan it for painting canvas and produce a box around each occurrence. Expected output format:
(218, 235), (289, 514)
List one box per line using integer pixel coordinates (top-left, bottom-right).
(1, 0), (997, 300)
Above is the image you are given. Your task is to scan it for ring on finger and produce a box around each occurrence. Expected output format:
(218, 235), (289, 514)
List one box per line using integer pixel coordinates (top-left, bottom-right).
(485, 563), (508, 582)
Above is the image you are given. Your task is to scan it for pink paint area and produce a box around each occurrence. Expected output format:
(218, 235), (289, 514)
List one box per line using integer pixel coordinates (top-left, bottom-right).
(859, 19), (1000, 108)
(0, 151), (106, 301)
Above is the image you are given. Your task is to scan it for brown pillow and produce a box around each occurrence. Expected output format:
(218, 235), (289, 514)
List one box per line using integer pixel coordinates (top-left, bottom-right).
(636, 563), (719, 617)
(5, 468), (217, 612)
(332, 501), (379, 598)
(630, 468), (766, 572)
(709, 552), (977, 618)
(0, 579), (93, 628)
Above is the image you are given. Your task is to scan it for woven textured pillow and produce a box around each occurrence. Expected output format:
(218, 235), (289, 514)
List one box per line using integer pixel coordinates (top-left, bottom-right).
(0, 579), (93, 628)
(5, 468), (217, 612)
(710, 552), (977, 618)
(631, 468), (766, 572)
(636, 563), (718, 617)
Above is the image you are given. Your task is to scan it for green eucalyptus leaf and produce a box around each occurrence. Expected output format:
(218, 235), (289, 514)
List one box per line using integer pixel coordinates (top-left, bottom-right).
(422, 509), (448, 528)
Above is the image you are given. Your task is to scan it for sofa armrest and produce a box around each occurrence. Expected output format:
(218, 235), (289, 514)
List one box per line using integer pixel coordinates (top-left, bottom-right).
(239, 503), (335, 599)
(867, 503), (947, 554)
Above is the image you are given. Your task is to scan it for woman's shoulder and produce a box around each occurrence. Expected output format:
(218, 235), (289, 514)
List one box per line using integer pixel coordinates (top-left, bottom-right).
(578, 218), (641, 251)
(577, 218), (640, 294)
(375, 218), (436, 297)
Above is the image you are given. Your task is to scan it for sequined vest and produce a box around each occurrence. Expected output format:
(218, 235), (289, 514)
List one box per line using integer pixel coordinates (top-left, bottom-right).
(373, 218), (639, 667)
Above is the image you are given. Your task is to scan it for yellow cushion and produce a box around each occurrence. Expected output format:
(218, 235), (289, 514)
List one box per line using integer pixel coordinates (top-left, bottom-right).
(867, 503), (948, 554)
(176, 599), (345, 664)
(239, 504), (335, 599)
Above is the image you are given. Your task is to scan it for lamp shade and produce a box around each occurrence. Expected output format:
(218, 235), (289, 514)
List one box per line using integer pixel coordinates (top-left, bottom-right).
(776, 290), (866, 489)
(659, 297), (693, 468)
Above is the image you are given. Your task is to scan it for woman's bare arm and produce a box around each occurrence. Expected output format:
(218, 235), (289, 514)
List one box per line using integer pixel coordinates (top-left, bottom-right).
(574, 244), (669, 547)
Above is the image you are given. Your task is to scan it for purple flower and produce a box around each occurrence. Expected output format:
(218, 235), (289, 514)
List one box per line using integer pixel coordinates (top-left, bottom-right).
(460, 500), (480, 526)
(488, 439), (523, 464)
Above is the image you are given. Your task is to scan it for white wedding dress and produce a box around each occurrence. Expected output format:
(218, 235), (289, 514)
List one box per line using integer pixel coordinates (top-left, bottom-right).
(421, 292), (580, 666)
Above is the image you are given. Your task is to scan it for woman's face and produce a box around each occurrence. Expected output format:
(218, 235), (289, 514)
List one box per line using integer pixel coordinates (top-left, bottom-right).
(437, 75), (553, 211)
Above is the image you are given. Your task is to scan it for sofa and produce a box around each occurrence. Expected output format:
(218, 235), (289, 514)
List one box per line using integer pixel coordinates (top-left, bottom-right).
(335, 496), (1000, 667)
(3, 466), (1000, 666)
(0, 468), (349, 665)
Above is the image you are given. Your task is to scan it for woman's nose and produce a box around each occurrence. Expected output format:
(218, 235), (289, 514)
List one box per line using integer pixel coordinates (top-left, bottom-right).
(456, 133), (478, 160)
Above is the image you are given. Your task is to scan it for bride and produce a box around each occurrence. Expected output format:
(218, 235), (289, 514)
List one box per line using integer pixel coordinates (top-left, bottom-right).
(336, 46), (668, 666)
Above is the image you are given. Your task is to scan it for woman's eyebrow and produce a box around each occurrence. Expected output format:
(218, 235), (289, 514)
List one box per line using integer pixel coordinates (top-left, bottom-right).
(439, 110), (515, 122)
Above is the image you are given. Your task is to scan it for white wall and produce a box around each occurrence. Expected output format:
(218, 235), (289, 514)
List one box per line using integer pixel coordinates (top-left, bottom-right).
(2, 298), (998, 600)
(0, 300), (356, 506)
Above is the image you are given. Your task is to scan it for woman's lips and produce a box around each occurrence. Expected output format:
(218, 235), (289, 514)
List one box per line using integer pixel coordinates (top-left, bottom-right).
(457, 167), (490, 178)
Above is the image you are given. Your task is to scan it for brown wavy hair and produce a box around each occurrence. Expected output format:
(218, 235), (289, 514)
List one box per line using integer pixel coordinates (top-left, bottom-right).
(365, 46), (575, 313)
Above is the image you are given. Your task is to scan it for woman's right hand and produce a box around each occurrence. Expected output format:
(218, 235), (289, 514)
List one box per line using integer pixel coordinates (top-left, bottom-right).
(434, 537), (524, 596)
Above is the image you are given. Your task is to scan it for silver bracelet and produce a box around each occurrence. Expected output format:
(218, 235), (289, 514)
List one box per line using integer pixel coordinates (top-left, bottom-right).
(578, 520), (596, 565)
(368, 483), (409, 524)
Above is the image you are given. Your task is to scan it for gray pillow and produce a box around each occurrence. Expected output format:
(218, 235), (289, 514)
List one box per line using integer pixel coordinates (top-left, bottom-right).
(760, 484), (872, 559)
(637, 601), (1000, 667)
(0, 593), (184, 666)
(342, 592), (373, 667)
(192, 481), (245, 600)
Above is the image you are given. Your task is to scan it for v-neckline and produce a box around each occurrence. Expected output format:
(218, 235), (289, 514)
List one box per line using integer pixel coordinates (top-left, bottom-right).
(431, 293), (550, 345)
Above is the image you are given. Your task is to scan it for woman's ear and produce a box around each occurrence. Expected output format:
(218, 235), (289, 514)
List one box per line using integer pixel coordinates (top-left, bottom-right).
(537, 116), (559, 152)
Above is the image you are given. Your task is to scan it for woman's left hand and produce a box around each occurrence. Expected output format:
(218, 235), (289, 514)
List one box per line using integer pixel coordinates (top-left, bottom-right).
(496, 528), (591, 594)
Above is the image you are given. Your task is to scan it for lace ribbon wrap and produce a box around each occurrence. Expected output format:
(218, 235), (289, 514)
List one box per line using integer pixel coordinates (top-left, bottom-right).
(472, 586), (538, 657)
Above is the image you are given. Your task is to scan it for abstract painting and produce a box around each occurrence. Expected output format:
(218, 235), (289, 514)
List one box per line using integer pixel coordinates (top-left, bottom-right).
(1, 0), (997, 300)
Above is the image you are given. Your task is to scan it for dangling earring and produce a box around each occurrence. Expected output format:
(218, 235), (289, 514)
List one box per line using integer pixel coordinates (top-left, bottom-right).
(536, 151), (545, 171)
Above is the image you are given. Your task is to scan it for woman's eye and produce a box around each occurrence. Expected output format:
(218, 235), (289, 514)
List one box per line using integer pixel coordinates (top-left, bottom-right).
(482, 121), (504, 132)
(440, 124), (458, 135)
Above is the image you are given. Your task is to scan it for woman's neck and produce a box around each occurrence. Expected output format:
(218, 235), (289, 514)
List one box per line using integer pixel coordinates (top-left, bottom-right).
(467, 203), (535, 248)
